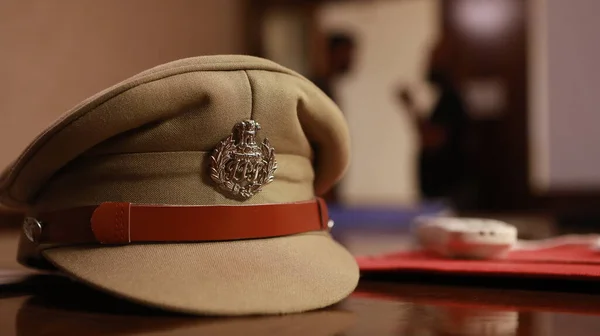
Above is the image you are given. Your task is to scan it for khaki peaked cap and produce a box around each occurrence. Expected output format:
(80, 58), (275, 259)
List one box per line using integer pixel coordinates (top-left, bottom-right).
(0, 55), (359, 315)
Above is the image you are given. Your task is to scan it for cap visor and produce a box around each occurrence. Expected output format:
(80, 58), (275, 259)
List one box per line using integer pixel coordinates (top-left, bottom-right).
(42, 232), (359, 315)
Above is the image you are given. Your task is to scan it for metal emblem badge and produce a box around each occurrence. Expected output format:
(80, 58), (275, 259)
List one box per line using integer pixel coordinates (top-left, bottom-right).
(209, 120), (277, 200)
(23, 217), (43, 244)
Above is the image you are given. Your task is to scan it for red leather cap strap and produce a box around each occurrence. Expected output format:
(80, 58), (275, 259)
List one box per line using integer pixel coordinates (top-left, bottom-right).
(33, 198), (330, 245)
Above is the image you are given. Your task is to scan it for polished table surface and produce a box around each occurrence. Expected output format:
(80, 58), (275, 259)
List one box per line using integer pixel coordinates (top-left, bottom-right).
(2, 215), (600, 336)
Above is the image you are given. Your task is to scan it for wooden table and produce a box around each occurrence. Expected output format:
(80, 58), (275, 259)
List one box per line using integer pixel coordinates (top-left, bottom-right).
(2, 219), (600, 335)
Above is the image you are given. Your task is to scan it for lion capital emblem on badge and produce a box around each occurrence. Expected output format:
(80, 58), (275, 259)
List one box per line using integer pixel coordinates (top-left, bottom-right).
(209, 120), (277, 200)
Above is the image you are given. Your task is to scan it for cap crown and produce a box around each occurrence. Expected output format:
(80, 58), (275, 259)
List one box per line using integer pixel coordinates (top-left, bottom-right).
(0, 55), (350, 211)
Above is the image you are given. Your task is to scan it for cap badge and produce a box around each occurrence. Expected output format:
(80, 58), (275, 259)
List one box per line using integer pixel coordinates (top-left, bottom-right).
(209, 120), (277, 200)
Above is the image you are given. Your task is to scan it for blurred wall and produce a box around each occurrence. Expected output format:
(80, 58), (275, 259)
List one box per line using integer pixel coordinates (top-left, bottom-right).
(0, 0), (244, 171)
(529, 0), (600, 192)
(262, 7), (311, 76)
(318, 0), (441, 206)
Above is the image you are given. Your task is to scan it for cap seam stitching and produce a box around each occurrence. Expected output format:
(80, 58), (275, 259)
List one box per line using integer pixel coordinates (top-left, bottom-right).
(243, 70), (254, 120)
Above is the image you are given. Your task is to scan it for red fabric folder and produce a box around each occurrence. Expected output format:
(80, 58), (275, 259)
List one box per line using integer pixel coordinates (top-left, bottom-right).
(356, 243), (600, 280)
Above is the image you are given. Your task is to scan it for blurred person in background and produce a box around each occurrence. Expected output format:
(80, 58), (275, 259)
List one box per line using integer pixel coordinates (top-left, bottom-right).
(312, 32), (356, 103)
(312, 31), (357, 204)
(397, 38), (475, 211)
